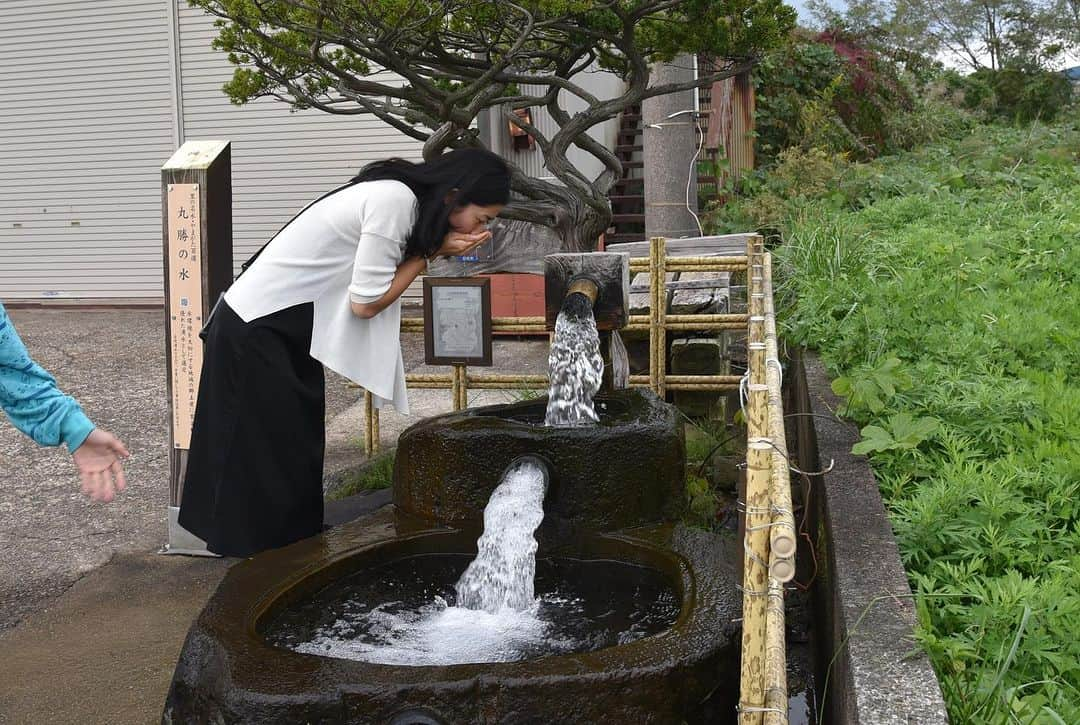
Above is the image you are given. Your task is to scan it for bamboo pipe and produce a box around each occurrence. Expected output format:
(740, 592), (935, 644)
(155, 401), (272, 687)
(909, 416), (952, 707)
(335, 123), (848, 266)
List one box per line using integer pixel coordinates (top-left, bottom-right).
(759, 242), (790, 723)
(649, 237), (668, 397)
(371, 403), (380, 456)
(461, 381), (547, 390)
(749, 339), (766, 387)
(636, 263), (748, 273)
(630, 378), (747, 388)
(740, 433), (772, 725)
(566, 277), (600, 306)
(626, 322), (747, 332)
(406, 374), (453, 383)
(763, 254), (797, 577)
(467, 374), (548, 384)
(363, 390), (374, 457)
(451, 364), (466, 411)
(629, 255), (748, 272)
(763, 577), (788, 725)
(400, 316), (547, 331)
(651, 383), (742, 391)
(632, 254), (749, 266)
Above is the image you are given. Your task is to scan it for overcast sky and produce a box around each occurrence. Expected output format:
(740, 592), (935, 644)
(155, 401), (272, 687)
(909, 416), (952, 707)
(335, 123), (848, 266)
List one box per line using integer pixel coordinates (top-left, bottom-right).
(785, 0), (1078, 69)
(788, 0), (835, 27)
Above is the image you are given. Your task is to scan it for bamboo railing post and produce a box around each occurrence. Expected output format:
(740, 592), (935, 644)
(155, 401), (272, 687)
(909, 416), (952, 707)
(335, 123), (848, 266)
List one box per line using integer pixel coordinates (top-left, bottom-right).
(649, 237), (668, 396)
(371, 405), (380, 457)
(764, 577), (788, 725)
(451, 364), (467, 411)
(460, 364), (469, 410)
(741, 428), (772, 725)
(363, 390), (375, 457)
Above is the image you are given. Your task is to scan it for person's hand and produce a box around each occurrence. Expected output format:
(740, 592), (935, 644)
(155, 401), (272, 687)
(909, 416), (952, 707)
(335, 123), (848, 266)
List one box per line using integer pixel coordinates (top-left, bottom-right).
(71, 428), (130, 503)
(435, 229), (492, 258)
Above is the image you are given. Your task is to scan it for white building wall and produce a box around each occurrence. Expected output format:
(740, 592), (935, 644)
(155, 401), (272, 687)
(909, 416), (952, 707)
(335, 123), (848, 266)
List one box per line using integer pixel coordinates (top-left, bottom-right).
(0, 1), (422, 301)
(0, 0), (176, 300)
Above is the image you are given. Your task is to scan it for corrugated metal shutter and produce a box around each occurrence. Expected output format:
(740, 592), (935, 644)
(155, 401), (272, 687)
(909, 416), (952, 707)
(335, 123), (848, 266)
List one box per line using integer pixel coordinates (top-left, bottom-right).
(0, 0), (176, 300)
(176, 3), (423, 274)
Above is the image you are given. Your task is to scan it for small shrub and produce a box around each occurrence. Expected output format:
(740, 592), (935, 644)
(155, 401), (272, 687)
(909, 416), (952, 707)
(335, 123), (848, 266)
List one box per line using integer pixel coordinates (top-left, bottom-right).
(327, 451), (395, 500)
(951, 66), (1074, 122)
(752, 30), (915, 163)
(685, 473), (719, 530)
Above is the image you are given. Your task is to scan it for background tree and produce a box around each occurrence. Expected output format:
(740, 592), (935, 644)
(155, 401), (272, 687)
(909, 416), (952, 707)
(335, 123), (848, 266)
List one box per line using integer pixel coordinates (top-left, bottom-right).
(190, 0), (795, 251)
(808, 0), (1072, 71)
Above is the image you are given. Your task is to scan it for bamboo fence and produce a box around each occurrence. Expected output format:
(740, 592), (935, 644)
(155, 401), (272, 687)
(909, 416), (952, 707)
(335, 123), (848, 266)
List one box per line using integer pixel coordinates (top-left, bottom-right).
(737, 235), (793, 724)
(355, 235), (794, 724)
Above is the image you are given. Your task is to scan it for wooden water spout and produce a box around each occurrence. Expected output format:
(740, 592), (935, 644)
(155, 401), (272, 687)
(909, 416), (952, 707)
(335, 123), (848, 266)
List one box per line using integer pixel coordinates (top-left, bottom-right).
(545, 252), (631, 392)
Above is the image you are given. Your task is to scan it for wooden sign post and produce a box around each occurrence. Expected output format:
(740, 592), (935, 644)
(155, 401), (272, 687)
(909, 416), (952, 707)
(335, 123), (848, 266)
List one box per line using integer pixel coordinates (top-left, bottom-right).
(161, 140), (232, 554)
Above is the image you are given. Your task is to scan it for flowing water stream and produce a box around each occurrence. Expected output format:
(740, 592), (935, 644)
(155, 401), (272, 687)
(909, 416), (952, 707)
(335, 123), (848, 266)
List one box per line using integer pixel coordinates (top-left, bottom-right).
(544, 293), (605, 427)
(454, 293), (605, 613)
(264, 293), (678, 664)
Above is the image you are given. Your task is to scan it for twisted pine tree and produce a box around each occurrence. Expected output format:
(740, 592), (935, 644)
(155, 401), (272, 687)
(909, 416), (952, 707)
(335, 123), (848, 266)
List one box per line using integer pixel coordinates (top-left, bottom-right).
(192, 0), (795, 249)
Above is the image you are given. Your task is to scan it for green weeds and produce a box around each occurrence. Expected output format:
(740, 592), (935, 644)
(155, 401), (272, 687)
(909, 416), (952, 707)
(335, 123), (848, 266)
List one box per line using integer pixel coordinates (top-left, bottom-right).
(712, 120), (1080, 721)
(327, 450), (395, 500)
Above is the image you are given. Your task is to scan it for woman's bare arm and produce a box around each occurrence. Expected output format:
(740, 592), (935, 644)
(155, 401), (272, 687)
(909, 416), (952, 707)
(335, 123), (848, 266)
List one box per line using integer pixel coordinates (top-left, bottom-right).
(350, 255), (428, 319)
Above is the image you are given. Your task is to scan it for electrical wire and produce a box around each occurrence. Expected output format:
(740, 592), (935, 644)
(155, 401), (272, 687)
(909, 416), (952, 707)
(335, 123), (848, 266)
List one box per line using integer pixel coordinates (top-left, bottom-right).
(645, 108), (706, 237)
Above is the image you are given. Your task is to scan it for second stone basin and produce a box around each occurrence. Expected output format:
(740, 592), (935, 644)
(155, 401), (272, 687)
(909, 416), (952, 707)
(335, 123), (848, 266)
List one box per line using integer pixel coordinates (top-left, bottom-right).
(392, 388), (687, 540)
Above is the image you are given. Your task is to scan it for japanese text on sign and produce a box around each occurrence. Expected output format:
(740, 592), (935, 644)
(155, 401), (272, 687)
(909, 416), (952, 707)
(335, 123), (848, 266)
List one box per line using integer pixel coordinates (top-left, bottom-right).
(166, 184), (204, 449)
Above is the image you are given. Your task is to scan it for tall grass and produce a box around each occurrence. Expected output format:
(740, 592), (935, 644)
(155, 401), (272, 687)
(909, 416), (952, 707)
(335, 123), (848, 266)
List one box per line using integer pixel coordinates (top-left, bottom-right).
(713, 120), (1080, 722)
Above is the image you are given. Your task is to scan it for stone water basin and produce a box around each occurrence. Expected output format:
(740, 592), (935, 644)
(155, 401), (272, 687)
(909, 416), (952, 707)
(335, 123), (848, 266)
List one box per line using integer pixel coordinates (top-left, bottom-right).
(163, 517), (741, 724)
(393, 389), (688, 539)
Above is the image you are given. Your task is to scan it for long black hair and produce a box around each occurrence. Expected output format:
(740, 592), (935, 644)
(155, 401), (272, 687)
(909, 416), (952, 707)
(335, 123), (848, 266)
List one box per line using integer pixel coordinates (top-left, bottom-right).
(353, 147), (511, 258)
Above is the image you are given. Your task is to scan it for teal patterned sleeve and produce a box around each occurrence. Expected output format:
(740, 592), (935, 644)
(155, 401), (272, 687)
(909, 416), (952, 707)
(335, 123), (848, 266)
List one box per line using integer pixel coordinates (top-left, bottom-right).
(0, 301), (95, 451)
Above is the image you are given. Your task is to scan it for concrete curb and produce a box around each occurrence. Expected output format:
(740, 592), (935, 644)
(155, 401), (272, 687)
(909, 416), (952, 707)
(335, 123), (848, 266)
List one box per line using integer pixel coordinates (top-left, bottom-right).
(791, 351), (948, 724)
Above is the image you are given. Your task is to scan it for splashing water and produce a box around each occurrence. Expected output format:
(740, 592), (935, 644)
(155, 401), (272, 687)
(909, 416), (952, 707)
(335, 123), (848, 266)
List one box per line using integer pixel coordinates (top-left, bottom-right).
(545, 293), (605, 426)
(274, 290), (621, 664)
(454, 292), (604, 614)
(455, 458), (548, 612)
(268, 555), (678, 665)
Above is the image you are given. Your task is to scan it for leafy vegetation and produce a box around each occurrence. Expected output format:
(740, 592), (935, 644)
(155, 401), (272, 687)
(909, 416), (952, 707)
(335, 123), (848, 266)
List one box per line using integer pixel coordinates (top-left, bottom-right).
(945, 66), (1075, 122)
(683, 419), (741, 531)
(710, 121), (1080, 721)
(327, 450), (396, 500)
(748, 30), (981, 165)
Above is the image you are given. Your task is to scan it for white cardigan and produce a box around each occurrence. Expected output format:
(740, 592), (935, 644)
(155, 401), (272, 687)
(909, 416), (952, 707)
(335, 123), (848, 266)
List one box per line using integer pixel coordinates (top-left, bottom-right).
(225, 179), (418, 413)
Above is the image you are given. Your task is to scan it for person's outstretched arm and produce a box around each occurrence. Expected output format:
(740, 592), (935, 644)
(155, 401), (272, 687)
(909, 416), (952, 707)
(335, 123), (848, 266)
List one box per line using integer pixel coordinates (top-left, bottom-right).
(0, 301), (128, 502)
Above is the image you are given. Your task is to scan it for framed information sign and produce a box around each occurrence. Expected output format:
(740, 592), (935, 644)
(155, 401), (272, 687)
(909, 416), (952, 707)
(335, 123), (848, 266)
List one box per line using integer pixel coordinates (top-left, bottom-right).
(423, 277), (493, 366)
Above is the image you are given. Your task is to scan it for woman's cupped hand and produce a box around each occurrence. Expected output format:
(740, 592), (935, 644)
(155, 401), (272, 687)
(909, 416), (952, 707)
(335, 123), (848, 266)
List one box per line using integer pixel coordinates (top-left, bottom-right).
(435, 229), (491, 258)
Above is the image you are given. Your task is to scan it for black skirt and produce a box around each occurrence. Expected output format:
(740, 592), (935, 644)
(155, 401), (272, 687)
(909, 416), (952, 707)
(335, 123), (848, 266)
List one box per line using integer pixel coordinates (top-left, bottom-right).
(178, 300), (325, 557)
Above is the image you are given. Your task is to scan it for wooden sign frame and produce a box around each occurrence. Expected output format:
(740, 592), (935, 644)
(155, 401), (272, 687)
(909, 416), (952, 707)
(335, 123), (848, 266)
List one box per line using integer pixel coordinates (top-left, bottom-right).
(423, 277), (493, 366)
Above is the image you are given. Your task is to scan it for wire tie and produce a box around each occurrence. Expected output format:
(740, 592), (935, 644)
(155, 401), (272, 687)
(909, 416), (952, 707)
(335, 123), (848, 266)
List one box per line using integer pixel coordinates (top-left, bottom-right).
(736, 501), (773, 514)
(743, 542), (768, 569)
(734, 584), (769, 597)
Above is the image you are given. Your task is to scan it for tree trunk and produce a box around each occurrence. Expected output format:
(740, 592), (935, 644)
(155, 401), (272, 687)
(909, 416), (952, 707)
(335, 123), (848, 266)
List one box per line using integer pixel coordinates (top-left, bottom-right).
(553, 199), (610, 253)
